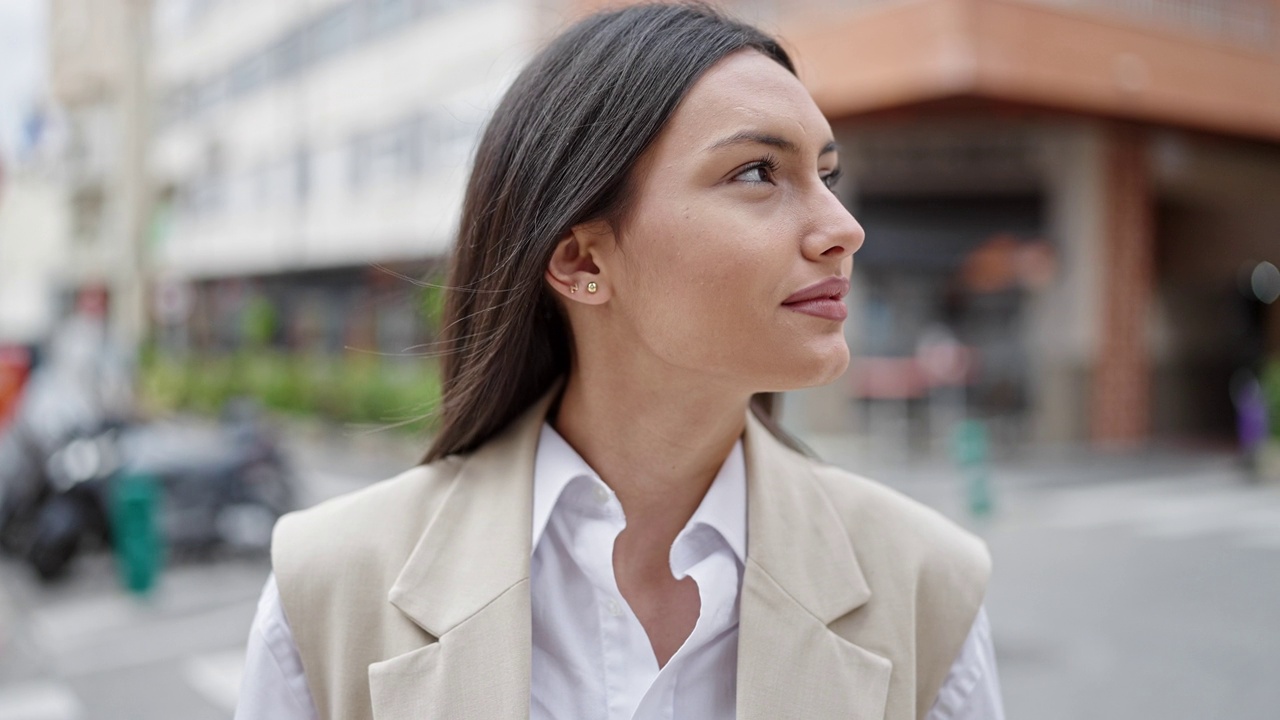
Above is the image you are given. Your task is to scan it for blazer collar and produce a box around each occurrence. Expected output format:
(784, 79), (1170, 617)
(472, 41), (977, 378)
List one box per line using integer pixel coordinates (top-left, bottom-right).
(385, 386), (549, 638)
(371, 386), (890, 719)
(370, 385), (554, 720)
(739, 410), (871, 623)
(735, 410), (891, 719)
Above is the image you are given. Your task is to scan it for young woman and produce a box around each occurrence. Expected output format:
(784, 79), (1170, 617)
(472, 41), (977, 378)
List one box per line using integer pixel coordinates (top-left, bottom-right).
(235, 4), (1003, 719)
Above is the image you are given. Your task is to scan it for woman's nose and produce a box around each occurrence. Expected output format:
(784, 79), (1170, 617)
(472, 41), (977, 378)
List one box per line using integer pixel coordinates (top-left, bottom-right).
(803, 189), (865, 263)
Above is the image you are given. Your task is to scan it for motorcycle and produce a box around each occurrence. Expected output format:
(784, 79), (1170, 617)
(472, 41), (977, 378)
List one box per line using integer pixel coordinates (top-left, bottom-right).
(0, 399), (297, 581)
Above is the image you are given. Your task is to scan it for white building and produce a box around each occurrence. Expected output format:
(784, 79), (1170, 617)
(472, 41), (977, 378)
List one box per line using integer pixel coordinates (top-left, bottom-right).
(0, 164), (71, 346)
(149, 0), (544, 353)
(48, 0), (154, 354)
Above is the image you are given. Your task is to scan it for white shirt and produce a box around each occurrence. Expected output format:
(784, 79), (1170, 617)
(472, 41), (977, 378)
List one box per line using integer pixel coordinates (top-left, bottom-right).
(235, 422), (1005, 719)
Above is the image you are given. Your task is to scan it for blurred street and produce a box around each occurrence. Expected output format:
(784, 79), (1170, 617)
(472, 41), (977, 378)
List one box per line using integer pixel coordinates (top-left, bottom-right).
(0, 0), (1278, 718)
(0, 418), (417, 720)
(856, 453), (1280, 719)
(1, 422), (1278, 719)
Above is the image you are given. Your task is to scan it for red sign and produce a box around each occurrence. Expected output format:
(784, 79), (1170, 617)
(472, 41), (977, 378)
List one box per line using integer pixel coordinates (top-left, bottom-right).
(0, 346), (32, 429)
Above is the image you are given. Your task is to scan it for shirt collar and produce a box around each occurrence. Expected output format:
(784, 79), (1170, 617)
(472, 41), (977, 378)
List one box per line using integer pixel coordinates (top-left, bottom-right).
(531, 421), (747, 565)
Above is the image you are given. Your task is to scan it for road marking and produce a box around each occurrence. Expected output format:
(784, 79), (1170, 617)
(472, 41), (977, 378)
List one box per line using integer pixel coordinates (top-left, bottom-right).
(184, 648), (245, 713)
(27, 595), (142, 652)
(0, 681), (82, 720)
(1039, 475), (1280, 549)
(35, 601), (257, 678)
(1236, 525), (1280, 550)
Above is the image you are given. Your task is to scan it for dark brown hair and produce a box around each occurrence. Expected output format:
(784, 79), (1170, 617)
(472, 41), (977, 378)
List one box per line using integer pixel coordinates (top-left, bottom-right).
(423, 3), (800, 463)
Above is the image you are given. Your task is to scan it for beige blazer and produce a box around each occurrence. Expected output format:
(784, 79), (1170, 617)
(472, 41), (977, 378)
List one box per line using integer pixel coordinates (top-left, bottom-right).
(272, 386), (991, 720)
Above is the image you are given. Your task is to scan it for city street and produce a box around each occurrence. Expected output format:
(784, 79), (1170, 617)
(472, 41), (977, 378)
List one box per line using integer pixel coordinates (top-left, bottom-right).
(1, 427), (1278, 719)
(1, 0), (1277, 718)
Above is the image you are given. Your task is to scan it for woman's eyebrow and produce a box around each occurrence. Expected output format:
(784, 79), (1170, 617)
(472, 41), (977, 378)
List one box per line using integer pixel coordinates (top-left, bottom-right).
(705, 130), (840, 158)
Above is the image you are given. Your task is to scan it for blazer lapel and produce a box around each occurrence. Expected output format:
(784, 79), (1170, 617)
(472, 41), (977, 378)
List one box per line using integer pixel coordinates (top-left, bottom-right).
(736, 412), (893, 720)
(368, 386), (561, 720)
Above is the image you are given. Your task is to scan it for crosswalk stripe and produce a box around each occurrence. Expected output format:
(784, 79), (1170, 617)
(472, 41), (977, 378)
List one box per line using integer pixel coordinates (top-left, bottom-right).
(0, 681), (82, 720)
(184, 648), (246, 713)
(1038, 476), (1280, 550)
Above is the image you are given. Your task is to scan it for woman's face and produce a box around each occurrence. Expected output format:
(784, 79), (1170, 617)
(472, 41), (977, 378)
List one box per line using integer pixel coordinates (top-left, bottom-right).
(563, 49), (864, 396)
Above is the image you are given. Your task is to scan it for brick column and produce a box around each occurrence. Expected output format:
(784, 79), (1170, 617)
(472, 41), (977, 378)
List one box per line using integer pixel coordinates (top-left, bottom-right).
(1090, 123), (1155, 447)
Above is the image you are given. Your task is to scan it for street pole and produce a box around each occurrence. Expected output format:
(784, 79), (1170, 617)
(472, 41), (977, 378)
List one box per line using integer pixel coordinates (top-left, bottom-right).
(112, 0), (152, 370)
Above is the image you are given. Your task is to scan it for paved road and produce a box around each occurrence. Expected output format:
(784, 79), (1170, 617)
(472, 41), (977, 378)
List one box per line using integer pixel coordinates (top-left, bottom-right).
(828, 442), (1280, 719)
(1, 426), (1277, 719)
(985, 472), (1280, 719)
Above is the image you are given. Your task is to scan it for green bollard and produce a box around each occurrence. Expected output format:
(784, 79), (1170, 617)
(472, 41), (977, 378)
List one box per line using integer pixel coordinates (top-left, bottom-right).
(952, 419), (994, 519)
(111, 472), (164, 596)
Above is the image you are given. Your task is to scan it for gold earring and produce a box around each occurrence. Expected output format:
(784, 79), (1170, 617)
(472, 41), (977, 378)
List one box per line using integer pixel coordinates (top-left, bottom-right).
(570, 284), (578, 293)
(586, 282), (598, 294)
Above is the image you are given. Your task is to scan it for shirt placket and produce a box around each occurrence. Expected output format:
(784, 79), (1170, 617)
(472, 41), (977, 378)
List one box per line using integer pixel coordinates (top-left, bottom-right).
(630, 528), (740, 720)
(571, 480), (654, 720)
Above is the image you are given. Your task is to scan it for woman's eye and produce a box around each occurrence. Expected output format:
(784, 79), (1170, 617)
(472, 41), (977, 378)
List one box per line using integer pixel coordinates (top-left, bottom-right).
(734, 159), (777, 185)
(822, 168), (843, 190)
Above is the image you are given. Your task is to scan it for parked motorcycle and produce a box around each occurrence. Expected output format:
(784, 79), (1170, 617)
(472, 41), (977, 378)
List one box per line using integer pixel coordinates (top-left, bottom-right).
(0, 399), (297, 581)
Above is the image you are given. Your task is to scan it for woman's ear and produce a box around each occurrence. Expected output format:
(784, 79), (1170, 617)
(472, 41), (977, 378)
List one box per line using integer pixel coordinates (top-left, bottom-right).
(546, 219), (616, 305)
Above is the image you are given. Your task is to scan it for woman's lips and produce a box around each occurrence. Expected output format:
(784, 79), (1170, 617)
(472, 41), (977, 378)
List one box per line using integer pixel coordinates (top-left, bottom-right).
(783, 297), (848, 320)
(783, 276), (850, 320)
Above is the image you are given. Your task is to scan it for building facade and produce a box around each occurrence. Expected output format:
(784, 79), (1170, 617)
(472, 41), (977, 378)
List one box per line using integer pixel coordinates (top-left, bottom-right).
(147, 0), (547, 357)
(46, 0), (158, 360)
(767, 0), (1280, 451)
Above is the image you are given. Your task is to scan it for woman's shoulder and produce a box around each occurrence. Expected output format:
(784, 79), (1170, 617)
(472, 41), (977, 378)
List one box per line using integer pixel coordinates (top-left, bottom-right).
(271, 455), (466, 579)
(805, 459), (992, 577)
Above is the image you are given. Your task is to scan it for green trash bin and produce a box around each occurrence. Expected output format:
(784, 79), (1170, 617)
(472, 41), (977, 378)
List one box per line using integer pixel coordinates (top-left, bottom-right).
(951, 419), (994, 519)
(111, 472), (165, 596)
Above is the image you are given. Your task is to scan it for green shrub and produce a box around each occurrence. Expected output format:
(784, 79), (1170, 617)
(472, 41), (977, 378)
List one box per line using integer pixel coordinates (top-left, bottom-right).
(417, 272), (447, 337)
(139, 349), (440, 433)
(138, 352), (188, 411)
(241, 296), (279, 348)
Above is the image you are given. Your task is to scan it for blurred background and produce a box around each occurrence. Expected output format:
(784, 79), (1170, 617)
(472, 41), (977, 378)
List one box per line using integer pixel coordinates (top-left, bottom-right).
(0, 0), (1277, 717)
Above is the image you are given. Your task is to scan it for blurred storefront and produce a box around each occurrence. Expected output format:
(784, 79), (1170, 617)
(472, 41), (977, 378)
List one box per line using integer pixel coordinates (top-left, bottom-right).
(736, 0), (1280, 451)
(154, 261), (438, 358)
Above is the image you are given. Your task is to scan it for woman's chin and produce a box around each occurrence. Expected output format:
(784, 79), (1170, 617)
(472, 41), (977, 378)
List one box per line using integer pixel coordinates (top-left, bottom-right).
(761, 344), (850, 392)
(809, 348), (851, 387)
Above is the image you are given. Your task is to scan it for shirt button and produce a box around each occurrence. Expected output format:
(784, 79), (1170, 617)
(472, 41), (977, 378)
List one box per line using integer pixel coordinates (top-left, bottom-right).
(593, 485), (610, 504)
(606, 598), (623, 617)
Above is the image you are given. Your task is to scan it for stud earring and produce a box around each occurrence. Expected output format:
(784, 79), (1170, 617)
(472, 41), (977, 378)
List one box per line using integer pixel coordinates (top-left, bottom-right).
(570, 284), (578, 294)
(586, 282), (598, 294)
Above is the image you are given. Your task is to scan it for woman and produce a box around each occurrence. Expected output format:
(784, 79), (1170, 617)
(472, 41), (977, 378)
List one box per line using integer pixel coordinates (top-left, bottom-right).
(235, 4), (1003, 719)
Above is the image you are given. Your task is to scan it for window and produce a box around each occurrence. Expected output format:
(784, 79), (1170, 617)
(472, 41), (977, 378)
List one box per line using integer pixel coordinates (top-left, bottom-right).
(179, 175), (226, 218)
(294, 146), (311, 203)
(160, 84), (196, 124)
(166, 0), (441, 122)
(193, 76), (227, 114)
(271, 30), (308, 81)
(368, 0), (418, 36)
(309, 3), (362, 64)
(228, 51), (271, 96)
(348, 117), (425, 189)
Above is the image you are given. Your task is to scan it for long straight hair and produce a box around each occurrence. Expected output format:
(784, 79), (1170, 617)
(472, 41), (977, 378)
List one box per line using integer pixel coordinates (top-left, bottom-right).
(423, 3), (803, 463)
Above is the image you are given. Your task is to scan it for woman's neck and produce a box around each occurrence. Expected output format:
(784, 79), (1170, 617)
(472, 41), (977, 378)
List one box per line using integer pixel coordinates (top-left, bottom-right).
(550, 366), (749, 562)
